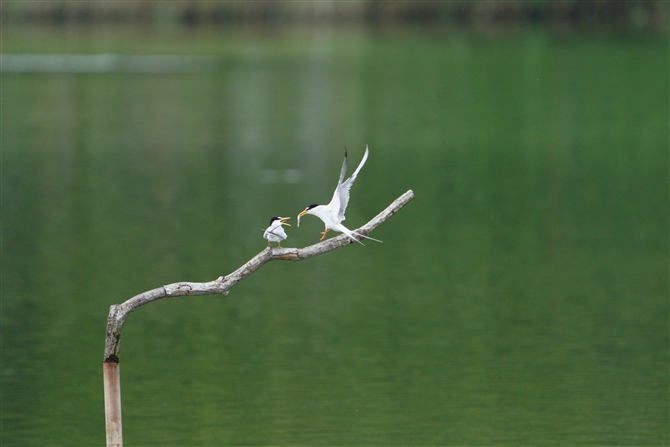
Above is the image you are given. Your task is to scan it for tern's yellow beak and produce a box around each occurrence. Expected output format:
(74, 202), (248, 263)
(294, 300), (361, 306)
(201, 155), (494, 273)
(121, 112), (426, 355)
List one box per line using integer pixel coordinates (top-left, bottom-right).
(280, 217), (291, 226)
(297, 209), (309, 227)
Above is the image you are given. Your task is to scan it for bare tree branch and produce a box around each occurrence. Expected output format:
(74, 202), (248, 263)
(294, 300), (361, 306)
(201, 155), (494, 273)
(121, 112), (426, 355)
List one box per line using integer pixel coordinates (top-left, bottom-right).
(103, 189), (414, 362)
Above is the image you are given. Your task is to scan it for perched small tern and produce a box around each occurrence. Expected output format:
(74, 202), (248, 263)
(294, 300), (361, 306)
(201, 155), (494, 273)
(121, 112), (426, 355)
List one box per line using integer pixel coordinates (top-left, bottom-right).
(263, 216), (290, 248)
(297, 146), (382, 245)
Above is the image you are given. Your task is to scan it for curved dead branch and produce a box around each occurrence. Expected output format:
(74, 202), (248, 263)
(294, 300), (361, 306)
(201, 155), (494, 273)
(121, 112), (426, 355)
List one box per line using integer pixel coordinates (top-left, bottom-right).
(104, 189), (414, 361)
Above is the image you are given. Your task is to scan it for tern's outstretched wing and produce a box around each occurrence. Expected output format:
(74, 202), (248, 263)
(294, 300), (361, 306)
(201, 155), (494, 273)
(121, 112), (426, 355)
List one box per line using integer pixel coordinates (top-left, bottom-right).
(328, 147), (348, 214)
(338, 146), (349, 188)
(335, 146), (369, 222)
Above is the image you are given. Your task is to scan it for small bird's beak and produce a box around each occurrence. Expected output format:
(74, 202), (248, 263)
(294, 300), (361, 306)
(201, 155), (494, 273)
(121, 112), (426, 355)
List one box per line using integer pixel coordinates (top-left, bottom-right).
(297, 209), (308, 227)
(280, 217), (291, 227)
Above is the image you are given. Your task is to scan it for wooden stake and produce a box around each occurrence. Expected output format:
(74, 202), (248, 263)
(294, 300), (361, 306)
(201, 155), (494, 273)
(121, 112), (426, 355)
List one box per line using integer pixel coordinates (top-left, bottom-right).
(103, 359), (122, 447)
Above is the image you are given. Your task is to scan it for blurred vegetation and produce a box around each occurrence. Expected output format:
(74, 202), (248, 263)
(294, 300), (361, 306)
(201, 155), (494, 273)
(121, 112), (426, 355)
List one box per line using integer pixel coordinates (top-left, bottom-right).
(2, 0), (667, 34)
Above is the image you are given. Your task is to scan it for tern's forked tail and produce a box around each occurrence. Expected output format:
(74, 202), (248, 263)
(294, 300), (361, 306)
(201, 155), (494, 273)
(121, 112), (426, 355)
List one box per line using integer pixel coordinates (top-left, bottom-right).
(337, 224), (383, 245)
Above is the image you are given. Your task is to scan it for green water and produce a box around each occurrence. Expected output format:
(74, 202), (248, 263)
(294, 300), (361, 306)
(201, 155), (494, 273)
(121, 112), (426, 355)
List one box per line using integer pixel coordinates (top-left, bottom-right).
(2, 30), (668, 445)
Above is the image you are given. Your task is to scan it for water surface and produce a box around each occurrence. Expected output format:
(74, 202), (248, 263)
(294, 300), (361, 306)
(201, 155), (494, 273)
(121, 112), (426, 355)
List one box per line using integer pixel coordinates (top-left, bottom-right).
(2, 30), (668, 445)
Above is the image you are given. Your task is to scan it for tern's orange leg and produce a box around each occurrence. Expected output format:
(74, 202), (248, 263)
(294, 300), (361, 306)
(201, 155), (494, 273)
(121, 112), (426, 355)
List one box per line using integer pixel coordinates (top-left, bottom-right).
(319, 229), (330, 241)
(277, 242), (282, 248)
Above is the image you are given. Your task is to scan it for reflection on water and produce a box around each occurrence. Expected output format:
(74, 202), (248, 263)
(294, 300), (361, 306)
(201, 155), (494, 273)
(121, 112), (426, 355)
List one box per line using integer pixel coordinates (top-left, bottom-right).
(2, 31), (668, 445)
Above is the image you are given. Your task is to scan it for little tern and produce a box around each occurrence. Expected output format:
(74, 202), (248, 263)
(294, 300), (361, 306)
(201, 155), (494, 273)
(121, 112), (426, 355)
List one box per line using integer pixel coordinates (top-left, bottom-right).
(297, 146), (382, 245)
(263, 216), (290, 248)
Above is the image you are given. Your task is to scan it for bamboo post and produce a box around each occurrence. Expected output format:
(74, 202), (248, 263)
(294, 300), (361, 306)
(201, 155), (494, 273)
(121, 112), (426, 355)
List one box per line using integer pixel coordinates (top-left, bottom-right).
(102, 189), (414, 447)
(103, 360), (122, 447)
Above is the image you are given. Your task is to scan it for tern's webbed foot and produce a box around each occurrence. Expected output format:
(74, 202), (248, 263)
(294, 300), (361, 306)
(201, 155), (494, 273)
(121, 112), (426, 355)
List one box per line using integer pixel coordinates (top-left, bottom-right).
(319, 230), (330, 241)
